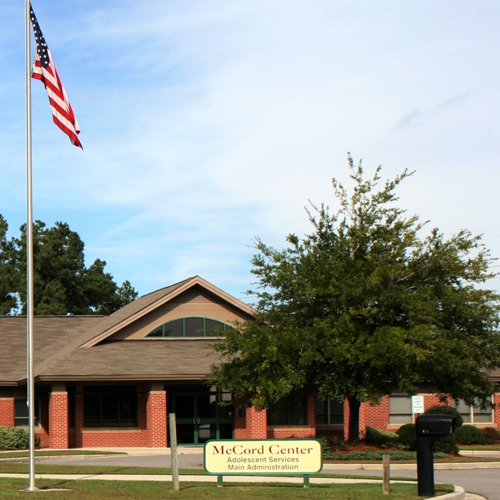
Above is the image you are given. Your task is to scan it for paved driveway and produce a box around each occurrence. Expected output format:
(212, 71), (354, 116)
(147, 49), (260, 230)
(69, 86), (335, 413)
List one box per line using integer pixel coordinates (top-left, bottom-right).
(322, 467), (499, 500)
(36, 451), (204, 470)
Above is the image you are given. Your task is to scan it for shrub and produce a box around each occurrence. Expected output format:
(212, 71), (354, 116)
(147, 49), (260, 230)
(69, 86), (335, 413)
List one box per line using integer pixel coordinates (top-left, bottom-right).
(425, 405), (463, 428)
(0, 426), (30, 450)
(317, 435), (347, 452)
(322, 450), (450, 461)
(482, 427), (500, 445)
(365, 426), (399, 448)
(454, 425), (486, 445)
(429, 434), (458, 454)
(424, 404), (461, 455)
(397, 423), (416, 450)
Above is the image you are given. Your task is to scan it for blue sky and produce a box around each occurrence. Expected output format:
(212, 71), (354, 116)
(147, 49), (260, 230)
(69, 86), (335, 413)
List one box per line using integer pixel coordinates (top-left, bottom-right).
(1, 0), (500, 304)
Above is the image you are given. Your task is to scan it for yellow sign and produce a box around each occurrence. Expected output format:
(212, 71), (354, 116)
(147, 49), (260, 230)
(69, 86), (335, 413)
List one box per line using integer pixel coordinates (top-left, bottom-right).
(204, 439), (323, 475)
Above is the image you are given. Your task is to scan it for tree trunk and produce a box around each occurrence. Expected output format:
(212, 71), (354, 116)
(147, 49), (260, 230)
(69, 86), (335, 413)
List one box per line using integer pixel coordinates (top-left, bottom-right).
(347, 394), (361, 443)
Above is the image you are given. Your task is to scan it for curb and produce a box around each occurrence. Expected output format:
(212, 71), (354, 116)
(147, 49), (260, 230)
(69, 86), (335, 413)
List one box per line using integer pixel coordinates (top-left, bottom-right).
(322, 462), (500, 470)
(434, 486), (466, 500)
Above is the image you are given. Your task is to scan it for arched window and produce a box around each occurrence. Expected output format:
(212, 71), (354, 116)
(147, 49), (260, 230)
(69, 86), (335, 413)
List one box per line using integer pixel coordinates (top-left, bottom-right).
(146, 317), (229, 338)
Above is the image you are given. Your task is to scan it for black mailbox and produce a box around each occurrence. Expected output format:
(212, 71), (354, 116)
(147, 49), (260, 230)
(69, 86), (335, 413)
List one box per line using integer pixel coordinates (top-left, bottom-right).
(416, 414), (457, 497)
(416, 414), (456, 437)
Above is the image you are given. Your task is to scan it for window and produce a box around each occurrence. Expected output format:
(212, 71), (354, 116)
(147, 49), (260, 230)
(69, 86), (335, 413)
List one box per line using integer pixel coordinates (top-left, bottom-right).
(268, 392), (308, 426)
(146, 317), (229, 338)
(455, 398), (493, 424)
(14, 399), (40, 427)
(316, 398), (344, 425)
(389, 395), (413, 424)
(84, 385), (138, 428)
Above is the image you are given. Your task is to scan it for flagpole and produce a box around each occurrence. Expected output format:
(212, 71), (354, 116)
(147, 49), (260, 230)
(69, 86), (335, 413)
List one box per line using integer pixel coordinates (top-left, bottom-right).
(25, 0), (38, 492)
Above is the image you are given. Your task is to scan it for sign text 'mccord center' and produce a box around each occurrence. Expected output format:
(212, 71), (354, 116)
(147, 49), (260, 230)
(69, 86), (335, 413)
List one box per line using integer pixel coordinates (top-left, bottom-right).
(211, 444), (315, 456)
(204, 439), (323, 476)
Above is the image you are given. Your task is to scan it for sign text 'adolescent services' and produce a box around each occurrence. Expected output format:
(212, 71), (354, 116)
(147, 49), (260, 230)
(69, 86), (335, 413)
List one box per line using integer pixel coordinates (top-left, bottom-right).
(204, 439), (323, 475)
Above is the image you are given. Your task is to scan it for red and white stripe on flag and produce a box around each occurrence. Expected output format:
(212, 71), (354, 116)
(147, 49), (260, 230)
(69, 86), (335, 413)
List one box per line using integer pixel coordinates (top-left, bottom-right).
(30, 4), (82, 149)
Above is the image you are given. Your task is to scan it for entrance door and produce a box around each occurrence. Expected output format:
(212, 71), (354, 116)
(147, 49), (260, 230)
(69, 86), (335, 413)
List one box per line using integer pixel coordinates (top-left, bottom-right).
(168, 386), (233, 445)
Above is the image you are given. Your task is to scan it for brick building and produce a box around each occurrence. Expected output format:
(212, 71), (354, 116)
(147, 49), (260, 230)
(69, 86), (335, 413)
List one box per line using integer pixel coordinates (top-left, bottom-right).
(0, 275), (498, 448)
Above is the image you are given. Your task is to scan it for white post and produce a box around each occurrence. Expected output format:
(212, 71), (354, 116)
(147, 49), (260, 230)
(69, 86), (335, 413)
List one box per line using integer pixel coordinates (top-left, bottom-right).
(383, 454), (390, 494)
(25, 0), (37, 492)
(169, 413), (179, 491)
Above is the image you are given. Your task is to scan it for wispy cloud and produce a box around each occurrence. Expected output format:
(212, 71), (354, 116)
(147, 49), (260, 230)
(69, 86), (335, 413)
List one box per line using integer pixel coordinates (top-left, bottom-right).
(2, 0), (500, 299)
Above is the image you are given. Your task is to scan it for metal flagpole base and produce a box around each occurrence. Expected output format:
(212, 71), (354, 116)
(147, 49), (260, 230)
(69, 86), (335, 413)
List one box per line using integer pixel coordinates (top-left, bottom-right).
(25, 487), (39, 492)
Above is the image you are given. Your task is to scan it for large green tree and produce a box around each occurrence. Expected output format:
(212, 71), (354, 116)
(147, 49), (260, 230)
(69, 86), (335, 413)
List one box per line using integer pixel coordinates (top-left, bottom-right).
(1, 218), (137, 315)
(211, 157), (500, 442)
(0, 216), (17, 315)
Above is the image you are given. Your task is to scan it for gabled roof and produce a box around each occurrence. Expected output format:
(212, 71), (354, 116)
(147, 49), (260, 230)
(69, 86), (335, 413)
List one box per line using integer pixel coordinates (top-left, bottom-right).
(36, 340), (221, 382)
(0, 276), (254, 385)
(79, 275), (255, 348)
(0, 316), (103, 385)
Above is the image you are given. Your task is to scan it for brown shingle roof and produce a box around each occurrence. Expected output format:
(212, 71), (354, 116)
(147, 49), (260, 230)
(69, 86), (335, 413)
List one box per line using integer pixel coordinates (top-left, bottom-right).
(0, 276), (249, 385)
(37, 340), (222, 381)
(78, 277), (195, 348)
(0, 316), (222, 384)
(0, 316), (103, 384)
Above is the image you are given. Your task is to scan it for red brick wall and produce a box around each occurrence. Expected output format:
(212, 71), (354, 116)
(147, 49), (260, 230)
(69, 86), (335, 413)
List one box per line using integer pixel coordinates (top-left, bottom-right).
(235, 397), (318, 440)
(48, 391), (69, 449)
(25, 387), (500, 448)
(79, 393), (149, 448)
(0, 397), (51, 448)
(146, 391), (167, 447)
(234, 407), (246, 438)
(80, 429), (148, 447)
(364, 396), (390, 432)
(349, 399), (380, 439)
(0, 398), (14, 427)
(488, 393), (500, 428)
(74, 394), (84, 448)
(234, 406), (268, 439)
(494, 394), (500, 428)
(36, 431), (50, 448)
(357, 392), (500, 434)
(424, 394), (444, 411)
(267, 395), (316, 439)
(268, 427), (315, 438)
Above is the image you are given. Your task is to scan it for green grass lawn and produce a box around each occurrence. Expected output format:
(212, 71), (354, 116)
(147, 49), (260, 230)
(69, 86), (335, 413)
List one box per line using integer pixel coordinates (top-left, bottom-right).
(0, 449), (124, 459)
(0, 462), (420, 482)
(0, 478), (453, 500)
(0, 462), (196, 476)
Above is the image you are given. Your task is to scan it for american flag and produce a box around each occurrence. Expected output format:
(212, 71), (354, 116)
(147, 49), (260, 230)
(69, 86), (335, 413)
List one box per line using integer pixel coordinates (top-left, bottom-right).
(30, 4), (82, 149)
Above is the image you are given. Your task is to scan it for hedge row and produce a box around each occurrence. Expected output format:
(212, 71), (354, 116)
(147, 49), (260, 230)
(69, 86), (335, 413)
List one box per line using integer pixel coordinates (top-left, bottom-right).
(323, 449), (450, 461)
(365, 404), (464, 454)
(0, 426), (30, 450)
(364, 404), (500, 452)
(364, 424), (458, 454)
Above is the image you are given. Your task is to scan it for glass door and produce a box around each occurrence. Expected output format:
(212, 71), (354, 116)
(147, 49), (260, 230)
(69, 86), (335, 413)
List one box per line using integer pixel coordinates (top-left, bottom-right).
(168, 386), (233, 445)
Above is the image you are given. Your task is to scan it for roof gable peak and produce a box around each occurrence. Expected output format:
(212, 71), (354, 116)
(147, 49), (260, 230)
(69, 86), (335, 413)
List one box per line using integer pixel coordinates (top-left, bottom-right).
(80, 276), (254, 348)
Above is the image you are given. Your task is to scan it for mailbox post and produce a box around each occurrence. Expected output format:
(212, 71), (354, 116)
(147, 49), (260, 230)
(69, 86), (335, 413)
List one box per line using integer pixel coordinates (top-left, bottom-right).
(415, 414), (456, 497)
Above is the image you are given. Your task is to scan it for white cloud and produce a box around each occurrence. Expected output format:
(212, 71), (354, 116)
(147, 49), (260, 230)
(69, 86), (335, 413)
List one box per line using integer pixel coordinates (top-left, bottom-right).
(2, 0), (500, 298)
